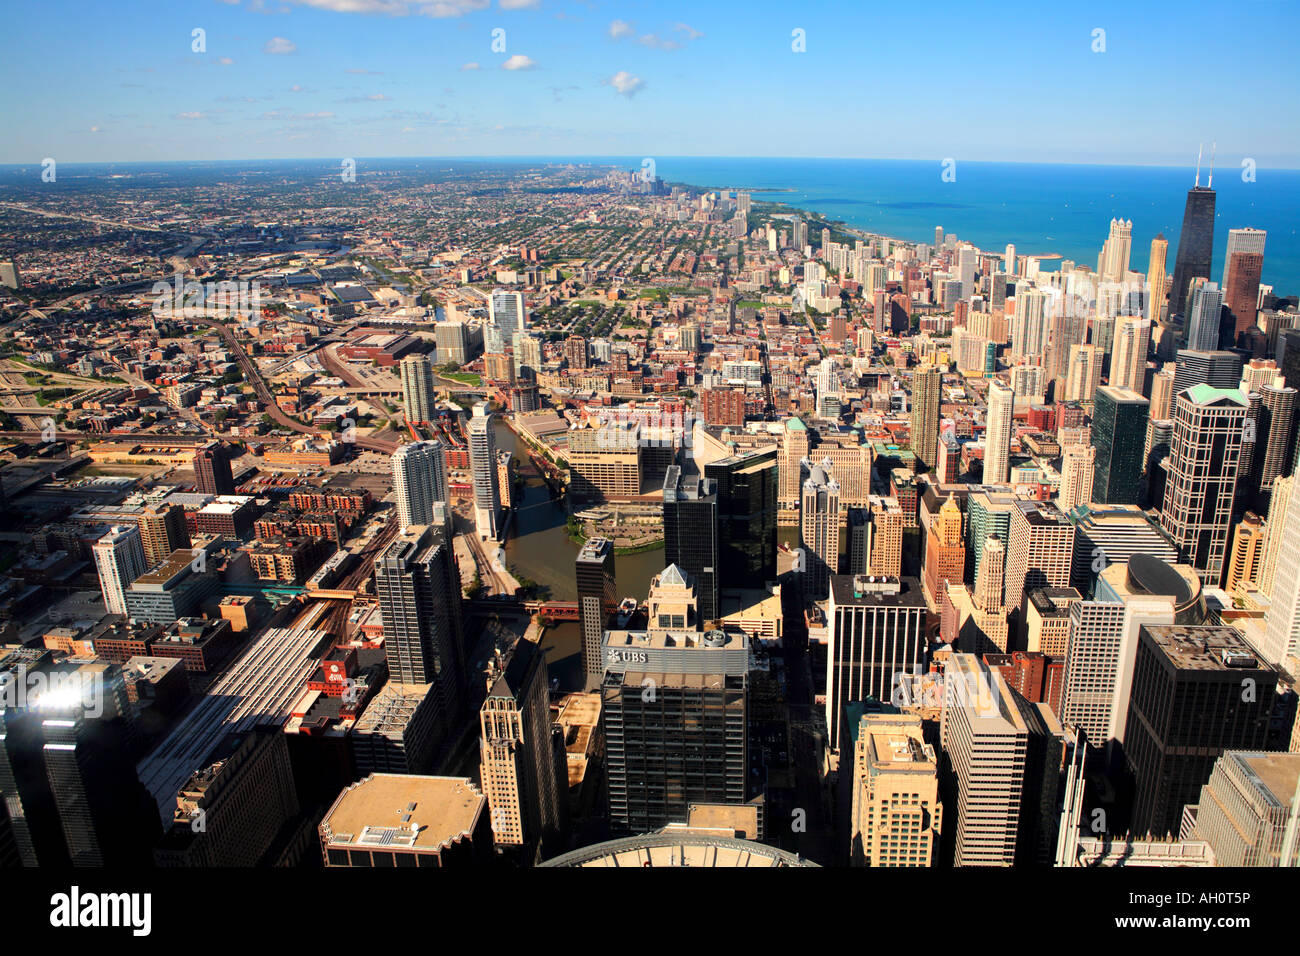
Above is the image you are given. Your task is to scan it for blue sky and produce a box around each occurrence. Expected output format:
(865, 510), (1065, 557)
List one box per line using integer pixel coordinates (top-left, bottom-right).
(3, 0), (1299, 166)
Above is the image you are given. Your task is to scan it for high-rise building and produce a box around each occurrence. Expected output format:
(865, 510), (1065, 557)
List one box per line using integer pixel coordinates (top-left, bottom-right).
(489, 289), (527, 337)
(193, 441), (235, 496)
(663, 467), (720, 623)
(705, 448), (778, 590)
(1225, 512), (1266, 595)
(1003, 500), (1075, 644)
(392, 440), (448, 529)
(910, 364), (942, 470)
(435, 320), (471, 366)
(1110, 317), (1151, 393)
(1059, 444), (1096, 512)
(1091, 386), (1149, 505)
(575, 537), (616, 689)
(1220, 227), (1267, 289)
(923, 498), (966, 611)
(1189, 750), (1300, 867)
(1064, 343), (1103, 404)
(800, 460), (841, 602)
(1099, 218), (1133, 282)
(319, 774), (492, 868)
(1125, 624), (1276, 837)
(1059, 556), (1202, 748)
(777, 417), (811, 509)
(1173, 349), (1244, 395)
(1262, 483), (1300, 667)
(939, 653), (1065, 866)
(825, 575), (928, 753)
(1244, 384), (1297, 507)
(155, 728), (299, 867)
(1224, 252), (1264, 343)
(1260, 474), (1294, 597)
(138, 504), (190, 569)
(374, 524), (466, 746)
(467, 404), (501, 540)
(1185, 281), (1224, 352)
(399, 352), (437, 425)
(1169, 173), (1217, 318)
(1160, 385), (1247, 583)
(1147, 234), (1169, 323)
(983, 381), (1015, 484)
(847, 710), (941, 867)
(1067, 504), (1181, 596)
(967, 490), (1018, 586)
(601, 628), (750, 834)
(478, 637), (566, 860)
(93, 524), (148, 616)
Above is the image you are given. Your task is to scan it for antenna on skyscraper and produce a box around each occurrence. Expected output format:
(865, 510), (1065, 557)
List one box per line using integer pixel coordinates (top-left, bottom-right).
(1208, 141), (1216, 189)
(1194, 143), (1203, 188)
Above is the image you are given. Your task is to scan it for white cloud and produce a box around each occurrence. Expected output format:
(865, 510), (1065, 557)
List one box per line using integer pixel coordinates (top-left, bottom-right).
(638, 34), (681, 51)
(461, 61), (481, 70)
(218, 57), (235, 66)
(501, 54), (536, 70)
(263, 37), (297, 54)
(499, 0), (540, 9)
(673, 22), (703, 40)
(176, 111), (207, 120)
(606, 70), (644, 97)
(608, 19), (634, 40)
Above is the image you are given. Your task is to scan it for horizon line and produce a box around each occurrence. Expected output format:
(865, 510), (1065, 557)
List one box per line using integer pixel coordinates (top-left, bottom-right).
(2, 154), (1299, 172)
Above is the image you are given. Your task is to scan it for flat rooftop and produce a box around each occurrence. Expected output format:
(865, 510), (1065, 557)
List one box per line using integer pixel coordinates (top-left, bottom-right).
(322, 774), (485, 852)
(1143, 625), (1270, 672)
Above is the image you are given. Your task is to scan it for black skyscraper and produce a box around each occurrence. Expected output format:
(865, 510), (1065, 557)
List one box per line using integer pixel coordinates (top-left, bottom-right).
(1092, 386), (1149, 505)
(704, 448), (778, 590)
(662, 466), (720, 623)
(1170, 184), (1216, 320)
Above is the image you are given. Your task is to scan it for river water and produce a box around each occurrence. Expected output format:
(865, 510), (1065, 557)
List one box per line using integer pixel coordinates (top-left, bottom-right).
(494, 419), (666, 692)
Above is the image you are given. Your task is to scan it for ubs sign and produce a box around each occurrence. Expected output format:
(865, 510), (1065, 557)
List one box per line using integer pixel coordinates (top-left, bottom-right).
(607, 649), (649, 666)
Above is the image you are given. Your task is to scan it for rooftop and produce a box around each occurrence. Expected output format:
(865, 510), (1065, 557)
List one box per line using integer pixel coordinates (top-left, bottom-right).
(321, 774), (485, 853)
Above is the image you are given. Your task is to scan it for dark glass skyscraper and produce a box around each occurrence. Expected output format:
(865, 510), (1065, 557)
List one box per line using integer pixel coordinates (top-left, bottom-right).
(704, 448), (778, 590)
(663, 466), (720, 623)
(1091, 386), (1149, 505)
(1170, 184), (1216, 319)
(193, 441), (235, 496)
(575, 537), (616, 689)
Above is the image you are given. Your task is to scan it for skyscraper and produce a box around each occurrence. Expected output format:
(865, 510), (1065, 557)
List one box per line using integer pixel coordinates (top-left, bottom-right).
(1172, 348), (1244, 395)
(800, 460), (841, 602)
(1109, 317), (1151, 393)
(1147, 234), (1168, 323)
(399, 352), (437, 425)
(1169, 165), (1217, 318)
(910, 364), (942, 470)
(1262, 484), (1300, 667)
(1244, 383), (1297, 508)
(1059, 443), (1096, 512)
(93, 525), (148, 616)
(663, 466), (720, 623)
(374, 524), (466, 740)
(193, 441), (235, 496)
(1125, 624), (1276, 837)
(392, 440), (448, 529)
(847, 710), (941, 867)
(138, 504), (191, 569)
(489, 289), (527, 337)
(478, 637), (567, 860)
(575, 537), (616, 689)
(1064, 343), (1103, 403)
(1004, 500), (1075, 631)
(1220, 226), (1267, 288)
(1091, 386), (1149, 505)
(983, 381), (1014, 484)
(467, 404), (501, 540)
(1099, 218), (1133, 282)
(705, 448), (778, 590)
(939, 654), (1064, 867)
(601, 628), (749, 834)
(1225, 252), (1264, 343)
(1185, 281), (1224, 351)
(1160, 386), (1247, 583)
(825, 575), (928, 753)
(923, 497), (966, 610)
